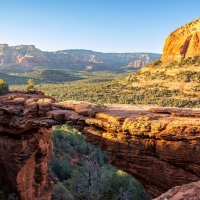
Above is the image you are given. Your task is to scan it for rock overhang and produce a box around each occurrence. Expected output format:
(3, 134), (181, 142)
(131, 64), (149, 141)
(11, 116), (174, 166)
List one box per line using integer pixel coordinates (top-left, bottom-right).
(0, 91), (200, 199)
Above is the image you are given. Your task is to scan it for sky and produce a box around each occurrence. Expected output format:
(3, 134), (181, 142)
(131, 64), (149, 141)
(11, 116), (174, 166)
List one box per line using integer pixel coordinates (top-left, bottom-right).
(0, 0), (199, 54)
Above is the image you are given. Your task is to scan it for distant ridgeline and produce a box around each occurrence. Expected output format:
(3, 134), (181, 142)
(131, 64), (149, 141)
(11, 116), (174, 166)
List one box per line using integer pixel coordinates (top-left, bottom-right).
(0, 44), (160, 70)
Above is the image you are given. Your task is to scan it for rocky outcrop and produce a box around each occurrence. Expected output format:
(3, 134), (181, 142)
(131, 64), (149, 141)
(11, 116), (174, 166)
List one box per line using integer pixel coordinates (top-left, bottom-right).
(0, 91), (56, 200)
(127, 59), (147, 68)
(0, 44), (160, 70)
(0, 44), (48, 65)
(0, 91), (200, 199)
(154, 180), (200, 200)
(84, 106), (200, 198)
(161, 18), (200, 62)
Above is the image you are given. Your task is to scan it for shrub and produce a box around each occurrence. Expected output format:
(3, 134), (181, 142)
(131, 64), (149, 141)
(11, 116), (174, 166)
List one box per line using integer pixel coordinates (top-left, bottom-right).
(52, 182), (74, 200)
(26, 79), (35, 90)
(0, 79), (9, 95)
(153, 60), (162, 66)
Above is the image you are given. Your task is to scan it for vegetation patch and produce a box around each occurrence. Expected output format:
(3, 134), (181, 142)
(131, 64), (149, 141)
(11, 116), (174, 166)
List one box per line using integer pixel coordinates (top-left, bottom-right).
(0, 79), (9, 95)
(50, 125), (149, 200)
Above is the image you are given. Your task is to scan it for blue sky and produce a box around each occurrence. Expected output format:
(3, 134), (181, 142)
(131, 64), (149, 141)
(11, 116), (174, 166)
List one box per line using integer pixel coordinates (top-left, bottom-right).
(0, 0), (199, 53)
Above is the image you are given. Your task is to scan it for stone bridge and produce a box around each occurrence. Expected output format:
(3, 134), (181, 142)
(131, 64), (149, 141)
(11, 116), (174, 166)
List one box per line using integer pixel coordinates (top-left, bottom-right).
(0, 91), (200, 199)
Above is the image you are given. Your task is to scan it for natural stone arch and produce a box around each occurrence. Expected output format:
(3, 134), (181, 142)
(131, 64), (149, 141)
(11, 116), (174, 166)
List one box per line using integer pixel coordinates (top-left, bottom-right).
(0, 91), (200, 199)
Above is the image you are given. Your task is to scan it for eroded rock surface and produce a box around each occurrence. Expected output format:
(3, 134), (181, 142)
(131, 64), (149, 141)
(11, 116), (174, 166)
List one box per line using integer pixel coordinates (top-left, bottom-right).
(154, 180), (200, 200)
(127, 60), (147, 68)
(0, 91), (200, 199)
(161, 18), (200, 62)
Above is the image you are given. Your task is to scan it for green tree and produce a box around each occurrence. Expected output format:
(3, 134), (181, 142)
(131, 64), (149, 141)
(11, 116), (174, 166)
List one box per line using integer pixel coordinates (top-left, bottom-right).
(26, 79), (35, 90)
(0, 79), (9, 95)
(52, 182), (74, 200)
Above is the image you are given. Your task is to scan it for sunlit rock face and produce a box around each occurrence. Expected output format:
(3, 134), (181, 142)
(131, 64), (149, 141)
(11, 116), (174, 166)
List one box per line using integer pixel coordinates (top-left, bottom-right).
(127, 59), (147, 68)
(0, 91), (200, 199)
(0, 44), (48, 66)
(161, 18), (200, 62)
(0, 44), (161, 69)
(0, 44), (76, 68)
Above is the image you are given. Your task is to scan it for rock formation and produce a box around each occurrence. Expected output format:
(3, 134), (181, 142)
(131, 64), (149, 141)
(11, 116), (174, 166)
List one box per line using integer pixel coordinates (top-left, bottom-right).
(161, 18), (200, 62)
(127, 59), (147, 68)
(0, 91), (200, 199)
(0, 44), (78, 68)
(154, 180), (200, 200)
(0, 44), (160, 70)
(62, 50), (159, 68)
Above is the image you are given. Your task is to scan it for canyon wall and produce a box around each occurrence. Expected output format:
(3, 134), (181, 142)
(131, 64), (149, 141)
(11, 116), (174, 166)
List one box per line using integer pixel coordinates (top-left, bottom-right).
(0, 44), (160, 69)
(0, 91), (200, 199)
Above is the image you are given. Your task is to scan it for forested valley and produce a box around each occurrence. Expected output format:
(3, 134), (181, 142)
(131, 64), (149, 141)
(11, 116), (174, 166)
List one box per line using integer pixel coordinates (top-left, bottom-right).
(50, 125), (149, 200)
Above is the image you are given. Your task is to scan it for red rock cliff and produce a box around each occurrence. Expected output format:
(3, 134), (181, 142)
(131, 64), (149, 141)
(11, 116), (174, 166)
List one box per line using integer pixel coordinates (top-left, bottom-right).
(0, 91), (200, 199)
(161, 18), (200, 62)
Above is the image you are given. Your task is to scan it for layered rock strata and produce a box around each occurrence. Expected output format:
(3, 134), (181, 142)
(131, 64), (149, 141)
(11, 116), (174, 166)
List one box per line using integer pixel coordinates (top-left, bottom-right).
(161, 18), (200, 62)
(0, 44), (160, 69)
(0, 91), (200, 199)
(127, 60), (147, 68)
